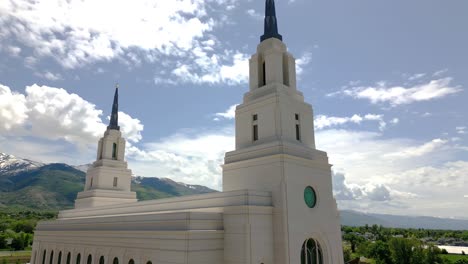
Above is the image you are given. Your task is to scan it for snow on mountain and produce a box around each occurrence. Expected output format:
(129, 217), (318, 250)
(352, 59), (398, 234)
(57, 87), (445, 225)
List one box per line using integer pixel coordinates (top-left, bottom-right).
(0, 152), (44, 176)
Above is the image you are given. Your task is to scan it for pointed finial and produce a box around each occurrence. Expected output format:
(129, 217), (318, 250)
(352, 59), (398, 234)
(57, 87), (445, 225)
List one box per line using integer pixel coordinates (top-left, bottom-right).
(107, 85), (120, 131)
(260, 0), (282, 42)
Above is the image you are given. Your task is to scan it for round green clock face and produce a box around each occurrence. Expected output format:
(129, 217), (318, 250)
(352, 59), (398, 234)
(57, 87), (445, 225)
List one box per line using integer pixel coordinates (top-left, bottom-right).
(304, 186), (317, 208)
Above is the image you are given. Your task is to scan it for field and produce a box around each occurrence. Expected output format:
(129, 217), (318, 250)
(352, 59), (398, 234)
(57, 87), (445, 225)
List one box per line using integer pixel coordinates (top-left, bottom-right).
(441, 254), (468, 262)
(0, 251), (31, 264)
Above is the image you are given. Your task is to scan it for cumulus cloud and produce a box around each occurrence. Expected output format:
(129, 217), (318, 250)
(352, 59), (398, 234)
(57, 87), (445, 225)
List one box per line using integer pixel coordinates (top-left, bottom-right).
(0, 83), (142, 147)
(329, 78), (462, 106)
(0, 84), (28, 131)
(333, 172), (394, 201)
(314, 114), (387, 131)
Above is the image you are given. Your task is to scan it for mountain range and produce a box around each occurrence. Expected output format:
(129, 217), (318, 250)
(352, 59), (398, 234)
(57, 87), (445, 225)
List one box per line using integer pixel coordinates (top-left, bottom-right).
(0, 152), (215, 210)
(1, 152), (467, 230)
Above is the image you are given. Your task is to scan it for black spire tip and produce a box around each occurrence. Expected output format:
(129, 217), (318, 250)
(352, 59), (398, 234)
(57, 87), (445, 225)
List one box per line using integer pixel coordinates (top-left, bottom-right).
(107, 84), (120, 131)
(260, 0), (282, 42)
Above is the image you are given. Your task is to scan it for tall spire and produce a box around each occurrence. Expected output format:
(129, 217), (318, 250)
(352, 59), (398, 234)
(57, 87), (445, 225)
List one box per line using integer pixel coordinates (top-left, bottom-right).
(107, 84), (120, 131)
(260, 0), (282, 42)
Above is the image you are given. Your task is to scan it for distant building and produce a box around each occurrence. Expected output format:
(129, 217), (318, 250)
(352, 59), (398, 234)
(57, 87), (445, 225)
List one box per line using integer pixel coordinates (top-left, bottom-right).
(30, 1), (344, 263)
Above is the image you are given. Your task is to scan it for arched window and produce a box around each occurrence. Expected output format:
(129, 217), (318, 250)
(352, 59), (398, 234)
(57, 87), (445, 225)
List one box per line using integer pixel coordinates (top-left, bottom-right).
(146, 262), (152, 264)
(50, 251), (54, 264)
(112, 143), (117, 159)
(128, 259), (134, 264)
(87, 255), (92, 264)
(66, 253), (71, 264)
(113, 258), (119, 264)
(301, 238), (324, 264)
(58, 252), (62, 264)
(76, 253), (81, 264)
(99, 256), (104, 264)
(42, 250), (47, 264)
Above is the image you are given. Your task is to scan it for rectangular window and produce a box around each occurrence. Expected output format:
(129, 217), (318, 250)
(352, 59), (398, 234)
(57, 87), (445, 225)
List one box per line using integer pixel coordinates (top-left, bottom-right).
(296, 124), (301, 141)
(262, 62), (266, 86)
(112, 143), (117, 160)
(295, 113), (299, 120)
(113, 177), (118, 187)
(253, 125), (258, 141)
(253, 114), (258, 121)
(90, 178), (93, 188)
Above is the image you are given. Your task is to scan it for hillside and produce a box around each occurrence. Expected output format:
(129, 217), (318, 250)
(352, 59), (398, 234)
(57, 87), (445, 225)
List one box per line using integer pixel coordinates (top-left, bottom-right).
(340, 210), (468, 231)
(0, 153), (216, 210)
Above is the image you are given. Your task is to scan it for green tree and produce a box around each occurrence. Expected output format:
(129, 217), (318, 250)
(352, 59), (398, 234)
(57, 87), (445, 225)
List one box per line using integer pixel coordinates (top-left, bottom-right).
(368, 241), (393, 264)
(344, 233), (364, 253)
(0, 234), (7, 249)
(424, 244), (442, 264)
(389, 238), (413, 264)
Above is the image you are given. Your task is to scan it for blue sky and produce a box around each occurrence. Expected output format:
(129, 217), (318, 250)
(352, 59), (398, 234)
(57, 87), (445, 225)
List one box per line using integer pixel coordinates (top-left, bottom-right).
(0, 0), (467, 218)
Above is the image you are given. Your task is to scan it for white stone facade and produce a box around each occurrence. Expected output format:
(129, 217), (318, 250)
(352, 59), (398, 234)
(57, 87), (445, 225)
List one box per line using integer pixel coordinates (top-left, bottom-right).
(31, 2), (344, 263)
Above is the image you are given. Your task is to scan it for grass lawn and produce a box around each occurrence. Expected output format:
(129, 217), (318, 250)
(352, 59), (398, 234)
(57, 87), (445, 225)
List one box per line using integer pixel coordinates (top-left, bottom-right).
(441, 254), (468, 262)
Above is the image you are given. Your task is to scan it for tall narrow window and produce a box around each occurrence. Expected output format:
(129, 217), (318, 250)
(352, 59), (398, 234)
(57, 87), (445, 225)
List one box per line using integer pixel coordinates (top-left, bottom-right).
(66, 253), (71, 264)
(262, 61), (266, 86)
(58, 252), (62, 264)
(113, 177), (118, 187)
(90, 177), (93, 188)
(253, 125), (258, 141)
(295, 113), (301, 141)
(99, 257), (104, 264)
(42, 250), (47, 264)
(252, 114), (259, 142)
(113, 258), (119, 264)
(50, 251), (54, 264)
(296, 124), (301, 141)
(112, 143), (117, 160)
(87, 255), (92, 264)
(76, 254), (81, 264)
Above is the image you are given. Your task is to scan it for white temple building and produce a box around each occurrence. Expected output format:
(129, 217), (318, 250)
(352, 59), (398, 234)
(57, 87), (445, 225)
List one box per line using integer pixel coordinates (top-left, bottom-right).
(31, 1), (344, 263)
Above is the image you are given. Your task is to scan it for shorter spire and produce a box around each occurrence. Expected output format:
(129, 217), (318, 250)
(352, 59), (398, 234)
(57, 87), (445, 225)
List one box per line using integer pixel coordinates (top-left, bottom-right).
(260, 0), (282, 42)
(107, 84), (120, 131)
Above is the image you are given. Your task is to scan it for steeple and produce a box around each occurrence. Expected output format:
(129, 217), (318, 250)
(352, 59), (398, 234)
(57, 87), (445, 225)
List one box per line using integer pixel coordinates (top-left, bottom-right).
(260, 0), (282, 42)
(107, 84), (120, 131)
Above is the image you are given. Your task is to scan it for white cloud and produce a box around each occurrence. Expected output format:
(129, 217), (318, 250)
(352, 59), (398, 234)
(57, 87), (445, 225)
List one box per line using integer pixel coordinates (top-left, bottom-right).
(0, 84), (28, 132)
(408, 73), (426, 81)
(246, 9), (262, 20)
(214, 104), (238, 121)
(0, 0), (248, 85)
(314, 114), (387, 131)
(168, 51), (249, 85)
(390, 118), (399, 124)
(296, 52), (312, 76)
(34, 71), (62, 81)
(330, 78), (462, 106)
(128, 128), (235, 190)
(384, 138), (448, 159)
(0, 83), (142, 148)
(456, 127), (466, 135)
